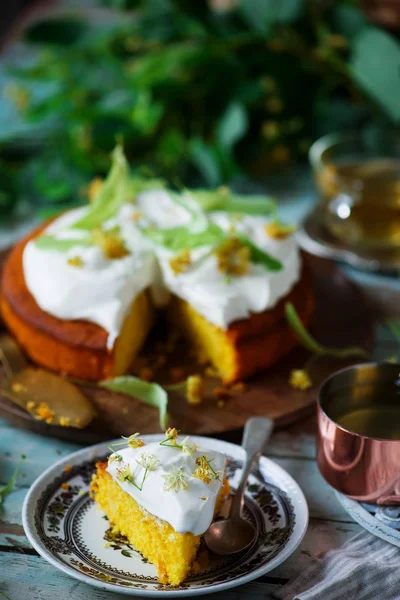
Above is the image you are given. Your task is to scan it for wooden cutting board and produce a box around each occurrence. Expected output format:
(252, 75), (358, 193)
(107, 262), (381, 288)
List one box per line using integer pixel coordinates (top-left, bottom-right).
(0, 254), (374, 443)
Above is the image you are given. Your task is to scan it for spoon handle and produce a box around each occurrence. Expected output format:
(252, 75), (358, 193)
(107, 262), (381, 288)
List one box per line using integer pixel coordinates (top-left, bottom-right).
(230, 417), (274, 520)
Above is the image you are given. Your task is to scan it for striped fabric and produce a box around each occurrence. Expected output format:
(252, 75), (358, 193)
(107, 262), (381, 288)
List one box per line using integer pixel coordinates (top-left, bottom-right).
(272, 532), (400, 600)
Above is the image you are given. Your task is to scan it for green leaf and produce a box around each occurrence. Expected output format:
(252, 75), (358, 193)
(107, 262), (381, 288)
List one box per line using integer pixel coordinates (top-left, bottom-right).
(142, 222), (225, 251)
(237, 233), (282, 271)
(72, 144), (131, 230)
(190, 189), (276, 215)
(217, 103), (248, 153)
(131, 90), (164, 135)
(189, 139), (222, 188)
(0, 455), (25, 505)
(129, 44), (201, 89)
(285, 302), (370, 359)
(285, 302), (325, 354)
(333, 3), (366, 40)
(121, 549), (132, 558)
(351, 27), (400, 123)
(239, 0), (303, 33)
(35, 234), (92, 252)
(99, 376), (168, 430)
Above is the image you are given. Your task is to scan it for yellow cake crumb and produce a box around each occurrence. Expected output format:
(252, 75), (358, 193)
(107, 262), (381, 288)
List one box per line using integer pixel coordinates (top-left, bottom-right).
(35, 402), (55, 423)
(169, 249), (191, 275)
(186, 375), (204, 405)
(264, 221), (297, 239)
(12, 382), (27, 393)
(67, 256), (84, 268)
(289, 369), (312, 390)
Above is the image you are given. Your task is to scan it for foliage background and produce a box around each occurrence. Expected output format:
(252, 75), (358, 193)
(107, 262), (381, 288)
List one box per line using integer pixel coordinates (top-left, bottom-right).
(1, 0), (400, 219)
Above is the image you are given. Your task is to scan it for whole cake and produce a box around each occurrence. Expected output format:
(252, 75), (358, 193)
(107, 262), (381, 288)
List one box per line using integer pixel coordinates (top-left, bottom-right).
(90, 429), (230, 585)
(1, 145), (314, 382)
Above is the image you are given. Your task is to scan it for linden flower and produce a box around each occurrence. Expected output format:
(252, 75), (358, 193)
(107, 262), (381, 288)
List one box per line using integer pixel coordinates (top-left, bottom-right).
(215, 237), (250, 276)
(186, 375), (204, 405)
(193, 466), (212, 485)
(264, 221), (297, 240)
(181, 437), (200, 456)
(169, 249), (192, 276)
(116, 463), (134, 484)
(126, 433), (145, 449)
(136, 453), (160, 471)
(193, 455), (222, 484)
(162, 467), (189, 492)
(67, 256), (84, 268)
(92, 227), (130, 260)
(289, 369), (312, 391)
(109, 453), (123, 463)
(165, 427), (179, 442)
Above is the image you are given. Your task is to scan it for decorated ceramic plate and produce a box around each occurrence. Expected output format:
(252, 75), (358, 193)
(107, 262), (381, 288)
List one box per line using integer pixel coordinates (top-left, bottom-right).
(336, 492), (400, 548)
(22, 435), (308, 597)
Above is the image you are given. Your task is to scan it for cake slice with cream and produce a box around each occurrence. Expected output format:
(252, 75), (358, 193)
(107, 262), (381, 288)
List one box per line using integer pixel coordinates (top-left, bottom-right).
(90, 429), (230, 586)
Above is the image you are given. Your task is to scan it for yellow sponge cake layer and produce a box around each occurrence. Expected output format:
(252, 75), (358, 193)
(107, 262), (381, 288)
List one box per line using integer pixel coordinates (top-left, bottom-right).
(170, 267), (314, 384)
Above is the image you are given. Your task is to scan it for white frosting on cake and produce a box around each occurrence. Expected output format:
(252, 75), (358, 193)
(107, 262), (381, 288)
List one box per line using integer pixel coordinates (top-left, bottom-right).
(23, 205), (156, 349)
(106, 439), (225, 535)
(22, 188), (301, 348)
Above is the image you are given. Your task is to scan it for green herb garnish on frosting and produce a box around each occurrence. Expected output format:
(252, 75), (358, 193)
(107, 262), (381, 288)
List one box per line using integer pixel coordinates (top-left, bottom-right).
(72, 143), (131, 230)
(237, 233), (283, 271)
(35, 235), (92, 252)
(141, 221), (225, 251)
(190, 187), (277, 216)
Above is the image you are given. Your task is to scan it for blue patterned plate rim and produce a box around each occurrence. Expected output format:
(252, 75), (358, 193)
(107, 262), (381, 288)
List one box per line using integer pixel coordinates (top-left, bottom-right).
(335, 492), (400, 548)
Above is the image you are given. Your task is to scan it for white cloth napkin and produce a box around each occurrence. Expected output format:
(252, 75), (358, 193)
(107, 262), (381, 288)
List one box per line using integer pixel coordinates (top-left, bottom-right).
(272, 532), (400, 600)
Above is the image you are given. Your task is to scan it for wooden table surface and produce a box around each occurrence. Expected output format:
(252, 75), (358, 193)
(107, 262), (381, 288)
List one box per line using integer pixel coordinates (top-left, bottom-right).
(1, 176), (399, 599)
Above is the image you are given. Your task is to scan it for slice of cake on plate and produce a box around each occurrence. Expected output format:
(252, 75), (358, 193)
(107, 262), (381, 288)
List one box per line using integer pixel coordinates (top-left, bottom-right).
(90, 429), (230, 586)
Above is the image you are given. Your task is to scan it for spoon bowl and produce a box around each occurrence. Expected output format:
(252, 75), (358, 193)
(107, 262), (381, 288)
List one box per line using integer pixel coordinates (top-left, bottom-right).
(204, 517), (256, 556)
(205, 417), (274, 556)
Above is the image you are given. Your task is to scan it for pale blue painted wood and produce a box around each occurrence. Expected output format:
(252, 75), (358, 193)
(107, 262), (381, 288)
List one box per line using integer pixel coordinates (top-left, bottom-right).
(0, 419), (81, 485)
(0, 554), (279, 599)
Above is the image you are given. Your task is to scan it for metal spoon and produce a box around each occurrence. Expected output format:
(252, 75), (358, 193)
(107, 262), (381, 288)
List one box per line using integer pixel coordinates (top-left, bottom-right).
(204, 417), (274, 555)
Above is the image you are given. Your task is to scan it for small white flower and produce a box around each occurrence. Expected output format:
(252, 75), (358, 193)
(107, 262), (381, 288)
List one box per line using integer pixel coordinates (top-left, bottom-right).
(116, 463), (133, 484)
(181, 437), (200, 456)
(136, 453), (160, 471)
(162, 467), (189, 492)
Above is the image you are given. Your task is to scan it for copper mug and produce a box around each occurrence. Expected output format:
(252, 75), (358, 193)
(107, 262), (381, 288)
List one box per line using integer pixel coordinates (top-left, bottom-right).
(317, 363), (400, 505)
